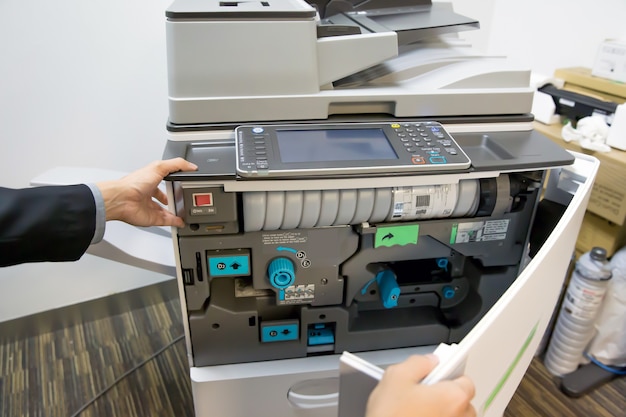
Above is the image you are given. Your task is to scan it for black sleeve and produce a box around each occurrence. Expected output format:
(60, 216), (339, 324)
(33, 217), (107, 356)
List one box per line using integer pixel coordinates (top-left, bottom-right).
(0, 184), (97, 267)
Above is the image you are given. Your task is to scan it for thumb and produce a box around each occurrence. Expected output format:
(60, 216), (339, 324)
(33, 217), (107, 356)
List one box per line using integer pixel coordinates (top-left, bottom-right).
(387, 354), (439, 383)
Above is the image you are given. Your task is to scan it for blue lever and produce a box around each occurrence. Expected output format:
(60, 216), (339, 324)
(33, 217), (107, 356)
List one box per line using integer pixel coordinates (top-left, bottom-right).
(375, 270), (401, 309)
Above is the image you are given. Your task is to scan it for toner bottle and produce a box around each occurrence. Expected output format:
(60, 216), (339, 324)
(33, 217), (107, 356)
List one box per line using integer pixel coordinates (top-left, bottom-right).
(544, 247), (612, 376)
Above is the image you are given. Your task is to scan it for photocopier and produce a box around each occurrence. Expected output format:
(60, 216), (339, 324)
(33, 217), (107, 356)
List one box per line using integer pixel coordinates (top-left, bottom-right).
(159, 1), (599, 416)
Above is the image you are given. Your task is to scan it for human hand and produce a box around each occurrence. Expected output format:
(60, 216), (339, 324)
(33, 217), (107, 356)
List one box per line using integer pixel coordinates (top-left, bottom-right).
(365, 355), (476, 417)
(97, 158), (198, 228)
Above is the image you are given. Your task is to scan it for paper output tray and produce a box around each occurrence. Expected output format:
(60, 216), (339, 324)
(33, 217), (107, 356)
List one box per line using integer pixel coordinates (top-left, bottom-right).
(320, 2), (480, 45)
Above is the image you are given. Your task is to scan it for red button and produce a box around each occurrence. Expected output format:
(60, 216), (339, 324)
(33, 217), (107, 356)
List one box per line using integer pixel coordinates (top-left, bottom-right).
(193, 193), (213, 206)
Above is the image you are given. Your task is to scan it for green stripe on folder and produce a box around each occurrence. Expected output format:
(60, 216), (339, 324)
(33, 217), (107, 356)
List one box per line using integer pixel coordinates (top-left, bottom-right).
(483, 321), (539, 413)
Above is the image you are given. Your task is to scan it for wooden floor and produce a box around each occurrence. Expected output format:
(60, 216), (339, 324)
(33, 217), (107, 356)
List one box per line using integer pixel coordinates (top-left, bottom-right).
(1, 290), (624, 417)
(505, 358), (625, 417)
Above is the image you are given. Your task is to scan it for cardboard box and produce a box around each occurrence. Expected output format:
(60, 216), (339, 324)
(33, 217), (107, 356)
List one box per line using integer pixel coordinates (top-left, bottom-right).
(592, 40), (626, 84)
(554, 67), (626, 104)
(576, 210), (626, 258)
(534, 122), (626, 226)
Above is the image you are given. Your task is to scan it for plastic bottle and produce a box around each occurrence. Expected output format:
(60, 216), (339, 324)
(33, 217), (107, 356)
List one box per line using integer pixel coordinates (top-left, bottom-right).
(585, 246), (626, 369)
(544, 247), (613, 376)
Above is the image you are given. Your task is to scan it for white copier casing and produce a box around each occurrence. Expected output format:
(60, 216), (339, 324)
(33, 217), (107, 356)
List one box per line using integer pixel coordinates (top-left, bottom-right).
(160, 1), (600, 417)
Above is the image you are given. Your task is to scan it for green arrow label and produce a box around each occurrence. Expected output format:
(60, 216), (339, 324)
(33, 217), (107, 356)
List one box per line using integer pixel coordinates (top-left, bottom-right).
(375, 225), (419, 248)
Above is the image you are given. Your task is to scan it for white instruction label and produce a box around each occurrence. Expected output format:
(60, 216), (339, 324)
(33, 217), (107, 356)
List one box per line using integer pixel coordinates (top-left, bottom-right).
(454, 219), (510, 243)
(262, 231), (308, 246)
(280, 284), (316, 305)
(390, 184), (458, 221)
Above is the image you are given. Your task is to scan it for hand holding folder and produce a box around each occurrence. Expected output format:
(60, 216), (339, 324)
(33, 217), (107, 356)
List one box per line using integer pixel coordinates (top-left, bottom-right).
(338, 344), (475, 417)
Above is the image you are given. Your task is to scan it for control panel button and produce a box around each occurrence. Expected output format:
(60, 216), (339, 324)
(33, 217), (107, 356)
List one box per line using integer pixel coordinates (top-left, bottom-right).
(429, 156), (447, 164)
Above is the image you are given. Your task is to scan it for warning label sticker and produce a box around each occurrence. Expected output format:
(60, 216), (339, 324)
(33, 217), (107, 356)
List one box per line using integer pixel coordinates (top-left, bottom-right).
(452, 219), (510, 243)
(261, 231), (308, 246)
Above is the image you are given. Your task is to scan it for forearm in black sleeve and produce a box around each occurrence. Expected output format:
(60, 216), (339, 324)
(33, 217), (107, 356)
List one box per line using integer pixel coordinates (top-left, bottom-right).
(0, 184), (96, 267)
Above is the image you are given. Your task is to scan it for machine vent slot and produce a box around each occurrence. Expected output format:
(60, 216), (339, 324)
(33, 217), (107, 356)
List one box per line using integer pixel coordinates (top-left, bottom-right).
(196, 252), (204, 281)
(182, 268), (194, 285)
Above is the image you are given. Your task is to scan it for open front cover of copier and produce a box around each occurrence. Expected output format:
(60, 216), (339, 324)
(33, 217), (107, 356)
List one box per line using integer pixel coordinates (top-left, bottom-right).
(161, 1), (599, 416)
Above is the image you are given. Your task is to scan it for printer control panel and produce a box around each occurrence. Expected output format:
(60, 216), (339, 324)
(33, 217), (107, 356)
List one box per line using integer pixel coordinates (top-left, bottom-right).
(235, 121), (471, 178)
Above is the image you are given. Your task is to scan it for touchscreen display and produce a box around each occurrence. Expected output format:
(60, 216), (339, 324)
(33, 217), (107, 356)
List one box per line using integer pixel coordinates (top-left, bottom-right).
(275, 128), (398, 163)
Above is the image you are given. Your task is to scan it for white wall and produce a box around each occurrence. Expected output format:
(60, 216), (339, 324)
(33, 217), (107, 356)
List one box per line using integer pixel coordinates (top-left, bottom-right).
(451, 0), (626, 78)
(0, 0), (171, 188)
(0, 0), (173, 322)
(1, 0), (626, 321)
